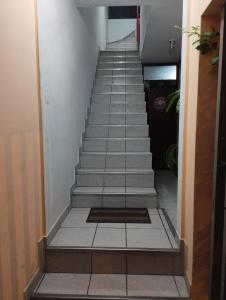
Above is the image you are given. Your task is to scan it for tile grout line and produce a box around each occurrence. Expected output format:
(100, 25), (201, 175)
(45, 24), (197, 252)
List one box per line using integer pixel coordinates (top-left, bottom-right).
(172, 275), (181, 297)
(158, 210), (174, 249)
(87, 273), (92, 296)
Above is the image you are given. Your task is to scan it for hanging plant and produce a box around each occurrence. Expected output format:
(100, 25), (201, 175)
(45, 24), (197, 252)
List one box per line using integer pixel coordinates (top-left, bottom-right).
(166, 144), (178, 176)
(175, 25), (220, 65)
(166, 90), (180, 113)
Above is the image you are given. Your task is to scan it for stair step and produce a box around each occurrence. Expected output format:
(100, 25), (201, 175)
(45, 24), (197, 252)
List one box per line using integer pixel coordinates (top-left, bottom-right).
(90, 103), (146, 114)
(83, 138), (150, 152)
(98, 62), (142, 69)
(85, 125), (148, 138)
(72, 187), (157, 208)
(97, 69), (142, 76)
(32, 273), (189, 299)
(93, 85), (144, 93)
(88, 113), (147, 125)
(99, 56), (140, 62)
(79, 152), (152, 169)
(100, 50), (139, 56)
(76, 168), (154, 188)
(95, 76), (143, 84)
(91, 94), (145, 104)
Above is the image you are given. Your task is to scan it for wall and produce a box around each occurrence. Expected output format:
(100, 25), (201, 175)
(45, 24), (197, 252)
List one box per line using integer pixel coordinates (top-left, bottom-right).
(0, 0), (45, 299)
(181, 0), (213, 286)
(140, 0), (182, 63)
(37, 1), (107, 233)
(108, 19), (136, 43)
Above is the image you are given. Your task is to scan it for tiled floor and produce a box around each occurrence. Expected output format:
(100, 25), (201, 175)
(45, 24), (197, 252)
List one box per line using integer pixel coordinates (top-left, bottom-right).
(49, 208), (178, 249)
(156, 171), (178, 229)
(36, 273), (189, 298)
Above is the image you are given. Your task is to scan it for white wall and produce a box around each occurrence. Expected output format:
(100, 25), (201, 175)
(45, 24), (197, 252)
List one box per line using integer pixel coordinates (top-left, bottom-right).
(140, 0), (182, 63)
(108, 19), (136, 43)
(37, 0), (107, 232)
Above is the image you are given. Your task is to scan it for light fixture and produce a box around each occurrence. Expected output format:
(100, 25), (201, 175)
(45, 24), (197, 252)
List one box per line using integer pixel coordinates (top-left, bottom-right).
(169, 39), (176, 55)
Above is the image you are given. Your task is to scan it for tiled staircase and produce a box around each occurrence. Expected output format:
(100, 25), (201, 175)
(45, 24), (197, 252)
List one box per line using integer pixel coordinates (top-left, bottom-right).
(31, 51), (190, 300)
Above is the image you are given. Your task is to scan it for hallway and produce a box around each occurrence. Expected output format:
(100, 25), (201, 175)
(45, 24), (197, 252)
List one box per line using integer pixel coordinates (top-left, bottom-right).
(30, 49), (188, 299)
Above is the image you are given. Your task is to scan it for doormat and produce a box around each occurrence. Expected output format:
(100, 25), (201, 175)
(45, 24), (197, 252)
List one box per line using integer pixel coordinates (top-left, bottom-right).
(87, 208), (151, 223)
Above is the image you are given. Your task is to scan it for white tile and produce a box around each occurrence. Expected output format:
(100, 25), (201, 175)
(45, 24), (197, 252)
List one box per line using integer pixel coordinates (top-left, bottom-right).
(88, 115), (109, 125)
(127, 275), (179, 297)
(105, 174), (126, 187)
(126, 85), (144, 93)
(174, 276), (189, 297)
(93, 228), (126, 247)
(126, 195), (157, 208)
(70, 208), (90, 213)
(126, 93), (145, 102)
(126, 214), (164, 229)
(111, 94), (125, 102)
(126, 174), (154, 188)
(50, 227), (96, 247)
(37, 273), (90, 295)
(126, 154), (152, 168)
(80, 154), (106, 168)
(98, 222), (125, 228)
(126, 104), (146, 113)
(108, 139), (125, 152)
(62, 213), (97, 228)
(113, 70), (126, 76)
(112, 85), (126, 92)
(126, 114), (147, 125)
(106, 154), (126, 168)
(77, 174), (104, 187)
(104, 187), (125, 194)
(83, 139), (107, 152)
(89, 274), (126, 296)
(126, 77), (143, 84)
(103, 196), (126, 208)
(91, 103), (109, 113)
(127, 228), (172, 249)
(110, 114), (126, 125)
(109, 126), (125, 138)
(86, 126), (108, 138)
(110, 104), (126, 114)
(126, 126), (148, 138)
(126, 139), (150, 152)
(113, 78), (126, 84)
(73, 195), (102, 208)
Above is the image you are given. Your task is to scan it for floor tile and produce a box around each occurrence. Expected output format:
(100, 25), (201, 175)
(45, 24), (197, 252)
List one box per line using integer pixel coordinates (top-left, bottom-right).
(37, 273), (90, 295)
(127, 228), (172, 249)
(62, 213), (96, 228)
(88, 274), (126, 296)
(127, 275), (179, 297)
(93, 228), (126, 248)
(50, 228), (96, 247)
(174, 276), (189, 297)
(98, 223), (125, 229)
(126, 214), (164, 229)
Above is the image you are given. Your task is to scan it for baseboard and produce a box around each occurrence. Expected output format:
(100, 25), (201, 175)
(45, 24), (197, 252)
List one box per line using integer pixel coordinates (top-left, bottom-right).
(161, 208), (181, 246)
(184, 271), (191, 297)
(23, 239), (45, 300)
(46, 205), (71, 245)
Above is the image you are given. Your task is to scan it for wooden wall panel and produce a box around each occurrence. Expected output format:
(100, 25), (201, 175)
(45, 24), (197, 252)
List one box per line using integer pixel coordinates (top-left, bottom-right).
(0, 0), (45, 299)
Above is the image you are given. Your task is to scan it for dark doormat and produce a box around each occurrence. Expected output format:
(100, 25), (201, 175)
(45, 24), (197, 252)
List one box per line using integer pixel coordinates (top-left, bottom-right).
(87, 208), (151, 223)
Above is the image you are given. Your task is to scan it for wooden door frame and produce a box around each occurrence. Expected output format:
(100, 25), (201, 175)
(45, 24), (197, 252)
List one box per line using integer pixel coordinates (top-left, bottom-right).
(210, 4), (226, 299)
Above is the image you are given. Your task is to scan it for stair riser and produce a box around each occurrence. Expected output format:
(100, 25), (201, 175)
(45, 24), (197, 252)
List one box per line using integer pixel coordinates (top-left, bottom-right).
(97, 69), (142, 76)
(72, 194), (157, 208)
(93, 85), (144, 93)
(88, 114), (147, 125)
(85, 126), (148, 138)
(92, 93), (145, 102)
(83, 139), (150, 152)
(99, 57), (140, 62)
(100, 51), (139, 56)
(45, 249), (184, 275)
(98, 63), (141, 69)
(95, 77), (143, 85)
(76, 173), (154, 188)
(80, 154), (152, 169)
(90, 105), (146, 114)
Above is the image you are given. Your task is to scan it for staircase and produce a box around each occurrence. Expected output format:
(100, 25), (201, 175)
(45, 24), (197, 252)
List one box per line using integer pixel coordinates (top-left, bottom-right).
(31, 50), (189, 299)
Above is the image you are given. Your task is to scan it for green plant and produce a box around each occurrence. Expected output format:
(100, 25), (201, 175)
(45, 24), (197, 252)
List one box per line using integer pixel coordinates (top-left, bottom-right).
(166, 144), (178, 175)
(175, 25), (219, 65)
(166, 90), (180, 113)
